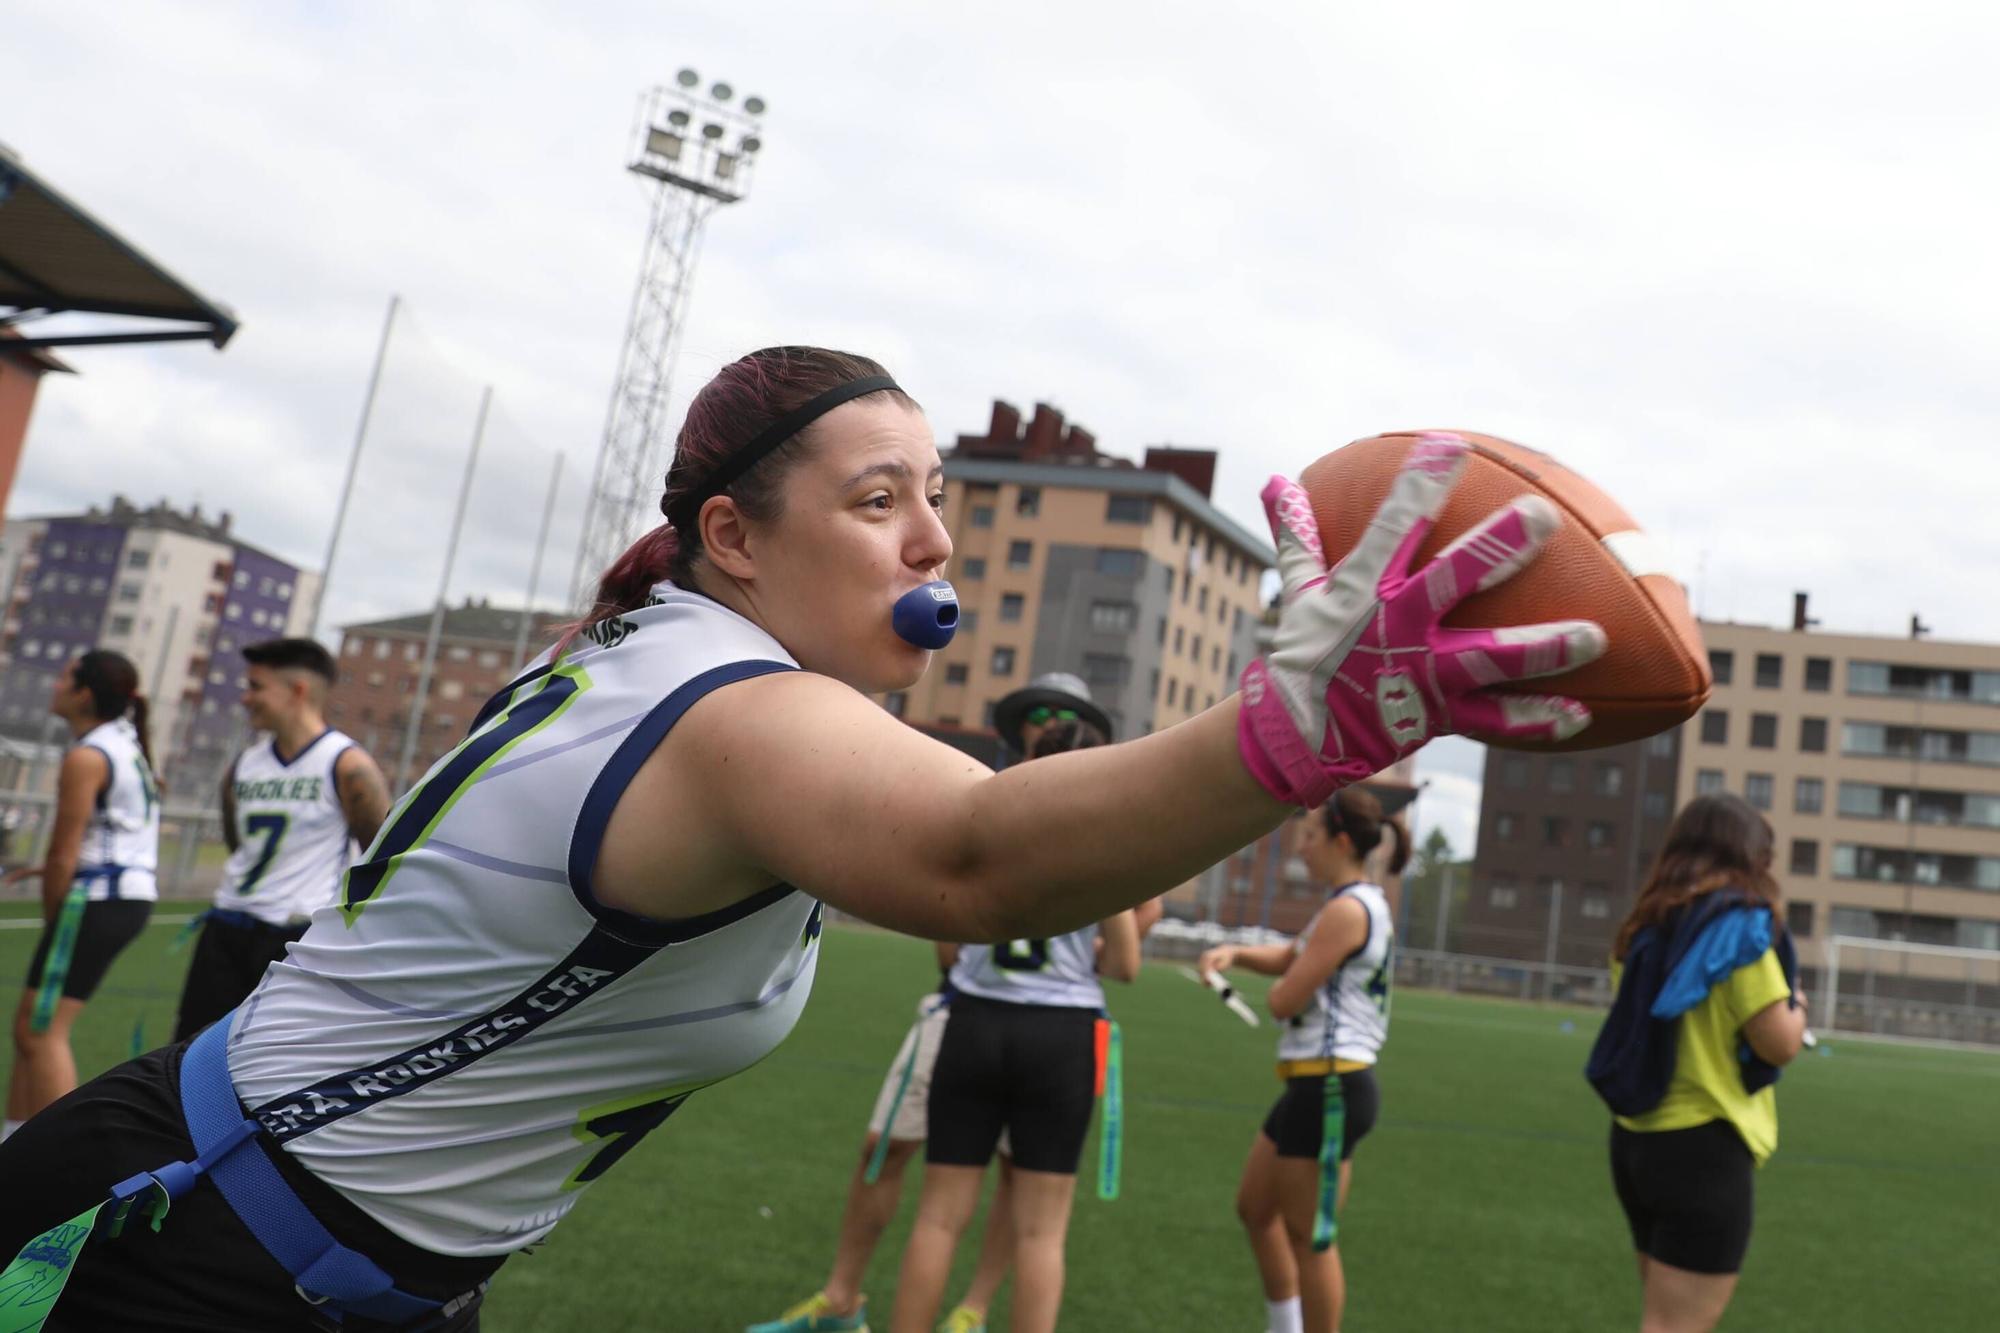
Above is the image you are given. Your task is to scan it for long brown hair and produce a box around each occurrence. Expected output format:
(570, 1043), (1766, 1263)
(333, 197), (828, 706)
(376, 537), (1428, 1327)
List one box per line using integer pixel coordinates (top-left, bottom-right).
(1613, 793), (1779, 960)
(1316, 786), (1411, 876)
(72, 649), (153, 772)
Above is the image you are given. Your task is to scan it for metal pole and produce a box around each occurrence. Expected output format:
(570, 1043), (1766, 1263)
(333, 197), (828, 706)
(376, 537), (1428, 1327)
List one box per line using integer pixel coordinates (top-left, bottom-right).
(147, 604), (181, 749)
(1544, 877), (1564, 997)
(1824, 936), (1841, 1035)
(396, 387), (492, 792)
(309, 294), (401, 641)
(1433, 861), (1452, 956)
(513, 453), (564, 673)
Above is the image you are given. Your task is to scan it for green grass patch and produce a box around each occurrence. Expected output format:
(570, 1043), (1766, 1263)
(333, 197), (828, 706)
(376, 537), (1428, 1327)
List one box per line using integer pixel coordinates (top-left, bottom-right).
(2, 914), (1993, 1330)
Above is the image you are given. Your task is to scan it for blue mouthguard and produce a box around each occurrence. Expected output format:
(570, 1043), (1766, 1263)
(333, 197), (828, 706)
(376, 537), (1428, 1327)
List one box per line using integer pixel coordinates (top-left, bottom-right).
(892, 580), (959, 649)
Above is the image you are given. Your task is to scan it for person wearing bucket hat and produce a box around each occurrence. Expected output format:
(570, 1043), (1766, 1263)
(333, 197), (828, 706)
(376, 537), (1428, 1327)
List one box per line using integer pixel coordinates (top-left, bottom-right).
(991, 672), (1114, 758)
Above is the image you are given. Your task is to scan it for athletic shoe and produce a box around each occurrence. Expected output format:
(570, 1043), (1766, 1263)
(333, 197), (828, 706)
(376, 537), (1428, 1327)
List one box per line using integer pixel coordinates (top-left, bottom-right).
(938, 1306), (986, 1333)
(745, 1291), (869, 1332)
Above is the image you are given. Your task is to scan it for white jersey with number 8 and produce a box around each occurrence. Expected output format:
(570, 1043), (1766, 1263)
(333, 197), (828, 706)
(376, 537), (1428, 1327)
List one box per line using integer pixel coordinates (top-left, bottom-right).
(950, 925), (1104, 1011)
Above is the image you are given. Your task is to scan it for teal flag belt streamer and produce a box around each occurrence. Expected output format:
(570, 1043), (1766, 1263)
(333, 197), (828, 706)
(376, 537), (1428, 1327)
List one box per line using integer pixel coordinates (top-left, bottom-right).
(863, 1019), (929, 1184)
(28, 888), (88, 1034)
(127, 911), (210, 1058)
(1312, 1076), (1345, 1251)
(0, 1176), (175, 1330)
(1096, 1021), (1123, 1202)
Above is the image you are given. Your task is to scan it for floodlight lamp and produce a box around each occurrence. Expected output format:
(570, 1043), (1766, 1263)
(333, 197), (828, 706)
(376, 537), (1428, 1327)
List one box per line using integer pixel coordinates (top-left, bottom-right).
(676, 68), (699, 88)
(740, 135), (763, 154)
(743, 96), (766, 115)
(645, 128), (685, 162)
(702, 122), (725, 141)
(667, 108), (691, 127)
(711, 82), (733, 102)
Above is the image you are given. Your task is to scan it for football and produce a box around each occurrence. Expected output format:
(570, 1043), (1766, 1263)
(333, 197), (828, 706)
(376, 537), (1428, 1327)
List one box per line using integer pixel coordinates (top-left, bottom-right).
(1301, 430), (1710, 751)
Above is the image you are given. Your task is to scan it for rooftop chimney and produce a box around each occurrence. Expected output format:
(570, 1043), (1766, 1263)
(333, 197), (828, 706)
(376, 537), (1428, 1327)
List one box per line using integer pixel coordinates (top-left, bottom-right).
(1023, 404), (1065, 459)
(1911, 614), (1931, 640)
(1791, 592), (1819, 632)
(1142, 447), (1218, 499)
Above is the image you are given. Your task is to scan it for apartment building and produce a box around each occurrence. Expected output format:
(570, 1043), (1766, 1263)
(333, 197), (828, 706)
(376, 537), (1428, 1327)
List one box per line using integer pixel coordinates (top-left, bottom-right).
(0, 497), (319, 787)
(327, 599), (566, 786)
(1466, 596), (2000, 987)
(893, 399), (1273, 743)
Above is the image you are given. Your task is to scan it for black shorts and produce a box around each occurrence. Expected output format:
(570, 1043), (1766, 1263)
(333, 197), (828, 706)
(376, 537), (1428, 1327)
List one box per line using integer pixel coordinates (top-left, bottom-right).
(174, 911), (309, 1041)
(1261, 1068), (1381, 1163)
(926, 993), (1099, 1175)
(24, 898), (152, 1002)
(1609, 1119), (1756, 1275)
(0, 1040), (498, 1331)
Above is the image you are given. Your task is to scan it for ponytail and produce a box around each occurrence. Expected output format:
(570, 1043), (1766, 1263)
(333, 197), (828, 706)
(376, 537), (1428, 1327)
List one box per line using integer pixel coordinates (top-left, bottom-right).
(555, 524), (679, 658)
(1319, 786), (1408, 874)
(128, 693), (154, 774)
(1379, 813), (1410, 877)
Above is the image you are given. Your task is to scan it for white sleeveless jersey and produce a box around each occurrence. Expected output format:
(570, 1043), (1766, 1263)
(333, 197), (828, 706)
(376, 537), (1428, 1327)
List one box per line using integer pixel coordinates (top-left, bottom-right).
(215, 730), (358, 926)
(226, 585), (819, 1257)
(950, 924), (1104, 1010)
(1276, 882), (1394, 1067)
(74, 718), (159, 902)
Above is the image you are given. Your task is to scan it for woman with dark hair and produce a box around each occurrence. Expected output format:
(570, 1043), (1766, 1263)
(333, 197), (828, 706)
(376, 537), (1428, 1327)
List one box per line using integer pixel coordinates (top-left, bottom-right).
(0, 346), (1601, 1331)
(3, 650), (158, 1140)
(1585, 793), (1807, 1333)
(1198, 786), (1410, 1333)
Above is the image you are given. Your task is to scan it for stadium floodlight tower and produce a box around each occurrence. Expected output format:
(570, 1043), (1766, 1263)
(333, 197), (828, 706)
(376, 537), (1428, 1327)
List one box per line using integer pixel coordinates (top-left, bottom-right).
(570, 70), (768, 604)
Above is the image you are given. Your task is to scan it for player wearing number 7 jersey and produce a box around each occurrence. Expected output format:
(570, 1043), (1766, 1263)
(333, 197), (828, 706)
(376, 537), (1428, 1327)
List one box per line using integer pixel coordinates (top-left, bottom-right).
(0, 348), (1600, 1332)
(1199, 788), (1409, 1333)
(171, 639), (392, 1042)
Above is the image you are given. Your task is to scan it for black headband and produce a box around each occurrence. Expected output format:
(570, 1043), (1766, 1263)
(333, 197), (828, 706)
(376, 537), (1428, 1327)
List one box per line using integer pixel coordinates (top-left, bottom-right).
(664, 375), (900, 529)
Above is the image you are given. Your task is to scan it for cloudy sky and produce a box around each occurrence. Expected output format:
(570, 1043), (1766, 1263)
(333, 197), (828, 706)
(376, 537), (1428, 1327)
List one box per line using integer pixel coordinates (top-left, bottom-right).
(8, 1), (1998, 853)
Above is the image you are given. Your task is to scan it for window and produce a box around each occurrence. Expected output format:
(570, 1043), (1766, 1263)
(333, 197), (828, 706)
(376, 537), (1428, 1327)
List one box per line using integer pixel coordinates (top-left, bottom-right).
(1804, 657), (1832, 692)
(990, 646), (1016, 676)
(1016, 487), (1041, 517)
(1749, 713), (1778, 748)
(1163, 568), (1174, 596)
(945, 663), (968, 685)
(1542, 816), (1569, 847)
(1755, 654), (1782, 688)
(258, 577), (275, 597)
(1708, 649), (1734, 685)
(116, 581), (142, 603)
(477, 650), (500, 668)
(225, 601), (242, 619)
(107, 614), (134, 636)
(447, 646), (471, 663)
(1800, 717), (1828, 753)
(1643, 790), (1669, 820)
(1790, 839), (1819, 876)
(982, 701), (999, 729)
(1581, 891), (1611, 920)
(1167, 679), (1179, 706)
(277, 583), (293, 601)
(18, 639), (38, 659)
(1837, 782), (1884, 818)
(87, 577), (106, 594)
(1744, 773), (1774, 811)
(1700, 710), (1728, 744)
(1548, 759), (1575, 794)
(1156, 616), (1167, 646)
(1105, 495), (1150, 524)
(249, 609), (268, 628)
(374, 640), (391, 659)
(962, 557), (986, 580)
(1000, 594), (1025, 623)
(1191, 634), (1203, 664)
(1212, 645), (1222, 672)
(233, 570), (250, 588)
(1594, 763), (1624, 797)
(439, 680), (465, 701)
(883, 692), (907, 718)
(365, 671), (385, 687)
(1090, 601), (1136, 634)
(1501, 755), (1529, 789)
(1587, 821), (1614, 850)
(125, 549), (150, 570)
(1796, 777), (1824, 813)
(47, 541), (66, 559)
(1174, 626), (1184, 653)
(1095, 548), (1142, 577)
(971, 505), (995, 528)
(1494, 813), (1518, 841)
(1083, 654), (1129, 688)
(1785, 901), (1815, 937)
(405, 643), (420, 662)
(1488, 881), (1519, 910)
(1696, 769), (1725, 795)
(1006, 541), (1032, 570)
(1645, 732), (1676, 758)
(959, 611), (979, 635)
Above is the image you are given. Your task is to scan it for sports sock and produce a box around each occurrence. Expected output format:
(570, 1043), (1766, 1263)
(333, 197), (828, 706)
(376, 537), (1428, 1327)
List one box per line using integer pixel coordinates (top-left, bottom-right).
(1266, 1295), (1303, 1333)
(1, 1118), (23, 1143)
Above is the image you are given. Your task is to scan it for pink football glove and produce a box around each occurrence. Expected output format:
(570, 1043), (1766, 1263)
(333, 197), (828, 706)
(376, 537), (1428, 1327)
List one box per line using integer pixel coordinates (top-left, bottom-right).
(1238, 432), (1607, 807)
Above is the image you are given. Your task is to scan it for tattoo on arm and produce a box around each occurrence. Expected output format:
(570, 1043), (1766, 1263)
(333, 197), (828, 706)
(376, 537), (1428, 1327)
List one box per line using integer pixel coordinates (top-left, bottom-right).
(220, 766), (240, 854)
(337, 751), (394, 852)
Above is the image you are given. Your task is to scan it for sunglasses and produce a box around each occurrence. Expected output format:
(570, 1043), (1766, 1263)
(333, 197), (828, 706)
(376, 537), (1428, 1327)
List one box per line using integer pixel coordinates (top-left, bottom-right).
(1025, 706), (1079, 726)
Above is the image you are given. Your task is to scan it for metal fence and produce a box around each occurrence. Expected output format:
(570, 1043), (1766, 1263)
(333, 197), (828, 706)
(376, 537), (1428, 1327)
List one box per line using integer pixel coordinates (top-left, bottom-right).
(0, 790), (226, 902)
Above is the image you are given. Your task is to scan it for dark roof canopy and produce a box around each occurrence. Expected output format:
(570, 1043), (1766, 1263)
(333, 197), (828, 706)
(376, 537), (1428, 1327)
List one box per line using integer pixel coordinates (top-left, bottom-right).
(0, 145), (238, 350)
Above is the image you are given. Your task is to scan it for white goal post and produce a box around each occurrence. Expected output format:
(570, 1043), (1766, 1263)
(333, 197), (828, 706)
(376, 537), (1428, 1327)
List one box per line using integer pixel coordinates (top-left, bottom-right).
(1821, 934), (2000, 1046)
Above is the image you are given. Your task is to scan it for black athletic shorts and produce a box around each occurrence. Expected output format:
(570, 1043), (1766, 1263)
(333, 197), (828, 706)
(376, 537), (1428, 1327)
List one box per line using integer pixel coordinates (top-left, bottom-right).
(1261, 1068), (1381, 1162)
(24, 898), (152, 1002)
(0, 1040), (498, 1331)
(1609, 1119), (1756, 1275)
(174, 911), (309, 1041)
(926, 993), (1099, 1175)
